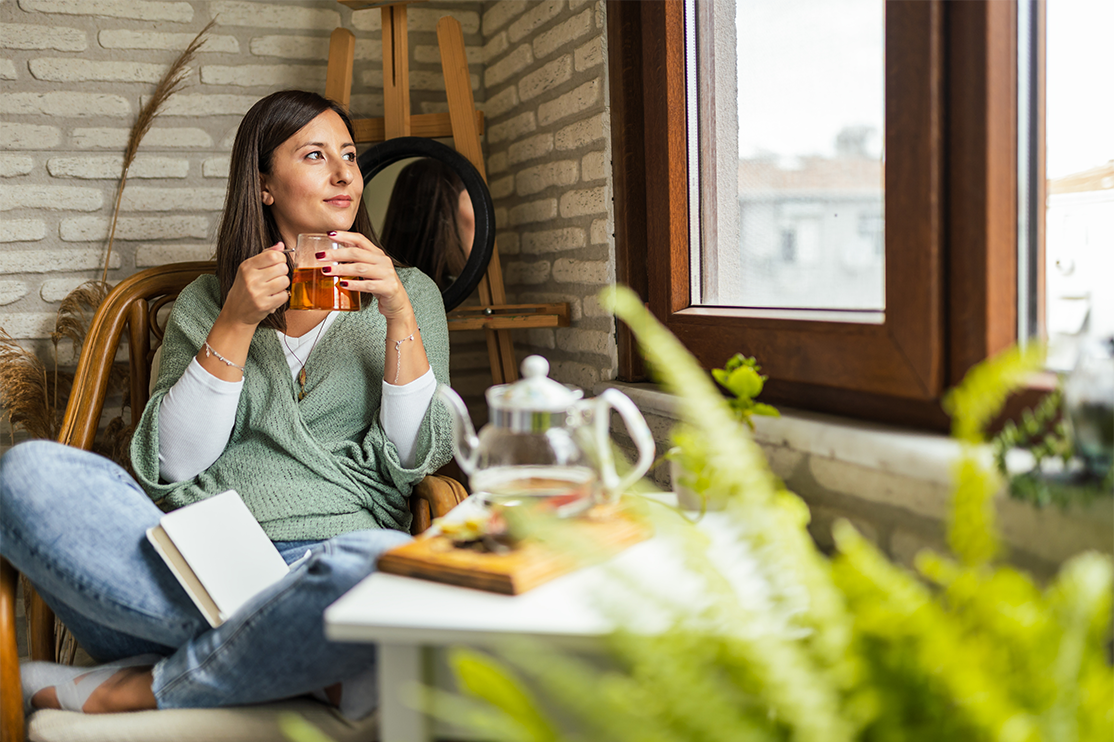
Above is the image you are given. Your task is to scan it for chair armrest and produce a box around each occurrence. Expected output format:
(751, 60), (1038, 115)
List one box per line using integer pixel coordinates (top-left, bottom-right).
(409, 475), (468, 535)
(1, 558), (25, 742)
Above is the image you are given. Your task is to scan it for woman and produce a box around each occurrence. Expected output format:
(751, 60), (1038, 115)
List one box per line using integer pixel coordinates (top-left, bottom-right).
(379, 157), (474, 291)
(0, 90), (452, 718)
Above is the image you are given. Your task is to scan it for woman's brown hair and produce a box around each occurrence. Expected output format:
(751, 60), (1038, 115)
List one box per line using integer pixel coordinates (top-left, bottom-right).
(378, 158), (468, 292)
(216, 90), (377, 331)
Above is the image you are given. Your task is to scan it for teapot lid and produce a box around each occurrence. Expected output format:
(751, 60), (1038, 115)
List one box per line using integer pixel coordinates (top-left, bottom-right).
(486, 355), (583, 413)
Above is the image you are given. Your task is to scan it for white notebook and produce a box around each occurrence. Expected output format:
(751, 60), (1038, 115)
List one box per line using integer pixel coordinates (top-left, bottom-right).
(146, 490), (291, 627)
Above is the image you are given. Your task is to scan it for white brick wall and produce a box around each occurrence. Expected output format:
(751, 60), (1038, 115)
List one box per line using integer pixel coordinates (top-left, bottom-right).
(19, 0), (195, 24)
(28, 58), (169, 83)
(480, 0), (616, 393)
(47, 155), (190, 179)
(0, 0), (482, 358)
(0, 155), (35, 177)
(98, 29), (240, 53)
(1, 0), (614, 437)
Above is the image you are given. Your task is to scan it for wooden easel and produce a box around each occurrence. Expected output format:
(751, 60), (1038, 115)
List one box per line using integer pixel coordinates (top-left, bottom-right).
(327, 1), (570, 384)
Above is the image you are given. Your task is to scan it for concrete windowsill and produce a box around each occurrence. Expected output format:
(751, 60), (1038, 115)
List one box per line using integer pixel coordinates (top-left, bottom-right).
(597, 381), (1113, 574)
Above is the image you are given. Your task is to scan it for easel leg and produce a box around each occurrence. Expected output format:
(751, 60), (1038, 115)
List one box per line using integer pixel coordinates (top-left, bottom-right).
(382, 4), (412, 138)
(438, 16), (520, 383)
(325, 28), (355, 108)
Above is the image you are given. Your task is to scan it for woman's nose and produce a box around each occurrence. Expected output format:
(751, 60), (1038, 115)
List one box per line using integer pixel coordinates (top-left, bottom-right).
(332, 159), (354, 183)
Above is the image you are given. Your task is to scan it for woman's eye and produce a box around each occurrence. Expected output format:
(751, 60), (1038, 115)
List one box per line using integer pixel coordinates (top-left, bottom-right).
(306, 151), (323, 160)
(343, 152), (356, 162)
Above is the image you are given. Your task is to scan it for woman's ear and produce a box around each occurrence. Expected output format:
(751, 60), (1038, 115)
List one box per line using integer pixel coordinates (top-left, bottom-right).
(260, 174), (274, 206)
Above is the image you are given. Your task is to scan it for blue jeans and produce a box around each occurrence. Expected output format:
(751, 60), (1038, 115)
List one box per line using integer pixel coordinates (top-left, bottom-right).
(0, 440), (411, 709)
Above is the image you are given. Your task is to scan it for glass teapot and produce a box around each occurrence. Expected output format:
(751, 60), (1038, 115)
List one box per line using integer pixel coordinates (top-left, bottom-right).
(437, 356), (656, 514)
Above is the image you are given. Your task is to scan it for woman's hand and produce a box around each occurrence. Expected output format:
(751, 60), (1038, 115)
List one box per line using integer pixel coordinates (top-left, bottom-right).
(220, 243), (291, 327)
(323, 231), (415, 323)
(325, 231), (429, 385)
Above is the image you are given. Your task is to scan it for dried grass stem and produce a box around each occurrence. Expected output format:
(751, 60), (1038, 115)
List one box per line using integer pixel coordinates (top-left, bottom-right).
(102, 19), (215, 282)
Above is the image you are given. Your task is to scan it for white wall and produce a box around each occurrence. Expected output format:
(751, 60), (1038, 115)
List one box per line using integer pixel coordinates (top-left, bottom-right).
(0, 0), (516, 444)
(1, 0), (619, 443)
(477, 0), (616, 395)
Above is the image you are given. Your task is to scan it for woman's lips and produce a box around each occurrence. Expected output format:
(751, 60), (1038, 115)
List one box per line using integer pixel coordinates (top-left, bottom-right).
(325, 196), (352, 206)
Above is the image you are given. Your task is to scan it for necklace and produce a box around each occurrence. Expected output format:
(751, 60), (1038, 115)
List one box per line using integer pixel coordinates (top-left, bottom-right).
(281, 320), (327, 401)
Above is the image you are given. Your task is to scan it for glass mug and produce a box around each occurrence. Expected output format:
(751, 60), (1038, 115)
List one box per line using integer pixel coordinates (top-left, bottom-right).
(288, 233), (361, 312)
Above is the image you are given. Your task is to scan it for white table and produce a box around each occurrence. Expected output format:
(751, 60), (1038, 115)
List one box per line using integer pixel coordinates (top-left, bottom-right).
(324, 498), (769, 741)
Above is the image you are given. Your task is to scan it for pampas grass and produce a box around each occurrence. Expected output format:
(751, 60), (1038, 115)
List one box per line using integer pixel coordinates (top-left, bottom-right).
(0, 281), (113, 447)
(101, 19), (215, 282)
(0, 330), (56, 443)
(1, 21), (214, 449)
(51, 281), (111, 353)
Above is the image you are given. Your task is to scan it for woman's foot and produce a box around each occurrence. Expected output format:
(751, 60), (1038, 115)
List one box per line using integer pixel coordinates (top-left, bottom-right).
(22, 655), (160, 714)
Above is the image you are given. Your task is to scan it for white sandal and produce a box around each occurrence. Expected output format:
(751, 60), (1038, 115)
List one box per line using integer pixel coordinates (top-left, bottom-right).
(21, 654), (161, 716)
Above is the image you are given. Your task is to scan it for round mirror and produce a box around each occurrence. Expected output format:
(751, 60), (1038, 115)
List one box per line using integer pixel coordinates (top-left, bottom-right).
(359, 137), (496, 311)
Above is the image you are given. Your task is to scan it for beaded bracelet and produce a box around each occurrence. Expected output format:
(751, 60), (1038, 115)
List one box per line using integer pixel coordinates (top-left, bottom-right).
(389, 331), (418, 384)
(203, 341), (246, 376)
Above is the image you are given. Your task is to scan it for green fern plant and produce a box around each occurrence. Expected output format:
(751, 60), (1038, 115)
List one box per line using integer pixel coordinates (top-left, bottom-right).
(433, 287), (1112, 742)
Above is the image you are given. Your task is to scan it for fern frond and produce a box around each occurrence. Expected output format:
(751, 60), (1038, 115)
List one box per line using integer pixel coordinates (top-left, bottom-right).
(942, 344), (1046, 566)
(602, 285), (859, 742)
(943, 343), (1045, 444)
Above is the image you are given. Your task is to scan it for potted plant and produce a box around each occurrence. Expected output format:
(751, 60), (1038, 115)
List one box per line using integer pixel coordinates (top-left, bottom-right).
(671, 353), (779, 512)
(427, 287), (1112, 742)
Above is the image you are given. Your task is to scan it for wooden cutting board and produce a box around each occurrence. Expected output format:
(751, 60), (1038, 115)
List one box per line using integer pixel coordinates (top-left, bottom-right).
(377, 504), (652, 595)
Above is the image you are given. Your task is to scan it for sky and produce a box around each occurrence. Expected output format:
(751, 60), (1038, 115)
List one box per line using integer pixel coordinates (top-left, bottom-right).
(736, 0), (883, 161)
(734, 0), (1114, 178)
(1046, 0), (1114, 179)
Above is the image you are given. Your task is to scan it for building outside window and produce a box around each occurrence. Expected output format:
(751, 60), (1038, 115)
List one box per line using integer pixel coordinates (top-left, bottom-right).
(610, 0), (1112, 429)
(705, 0), (885, 313)
(1038, 0), (1114, 370)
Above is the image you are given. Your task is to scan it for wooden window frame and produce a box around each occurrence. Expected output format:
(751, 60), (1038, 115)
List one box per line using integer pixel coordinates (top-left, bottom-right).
(609, 0), (1044, 431)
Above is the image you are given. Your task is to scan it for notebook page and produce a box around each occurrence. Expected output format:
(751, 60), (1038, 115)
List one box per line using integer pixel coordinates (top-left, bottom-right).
(158, 490), (290, 620)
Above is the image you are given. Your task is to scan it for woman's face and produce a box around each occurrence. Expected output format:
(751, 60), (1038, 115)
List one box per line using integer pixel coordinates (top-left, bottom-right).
(260, 109), (363, 245)
(456, 187), (475, 257)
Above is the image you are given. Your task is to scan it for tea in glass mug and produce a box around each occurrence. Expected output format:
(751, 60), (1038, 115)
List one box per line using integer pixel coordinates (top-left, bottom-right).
(289, 233), (361, 311)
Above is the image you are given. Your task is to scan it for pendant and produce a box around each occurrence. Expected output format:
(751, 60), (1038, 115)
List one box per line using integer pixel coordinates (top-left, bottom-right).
(297, 367), (307, 401)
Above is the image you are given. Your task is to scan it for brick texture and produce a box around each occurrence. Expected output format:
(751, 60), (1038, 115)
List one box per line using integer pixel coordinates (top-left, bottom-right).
(0, 0), (613, 445)
(480, 0), (614, 399)
(0, 0), (489, 445)
(19, 0), (194, 23)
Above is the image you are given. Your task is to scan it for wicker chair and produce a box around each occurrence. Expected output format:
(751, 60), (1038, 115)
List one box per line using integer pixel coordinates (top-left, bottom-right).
(0, 261), (467, 742)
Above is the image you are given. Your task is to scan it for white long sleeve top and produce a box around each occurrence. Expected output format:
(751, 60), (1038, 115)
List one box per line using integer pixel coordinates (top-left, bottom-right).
(158, 312), (437, 482)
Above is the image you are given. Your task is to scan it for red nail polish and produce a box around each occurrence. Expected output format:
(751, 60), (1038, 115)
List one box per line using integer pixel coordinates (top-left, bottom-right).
(321, 266), (331, 273)
(315, 252), (326, 259)
(327, 231), (337, 236)
(339, 281), (349, 287)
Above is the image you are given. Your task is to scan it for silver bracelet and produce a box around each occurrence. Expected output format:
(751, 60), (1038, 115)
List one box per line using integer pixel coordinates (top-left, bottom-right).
(389, 330), (418, 385)
(203, 341), (246, 376)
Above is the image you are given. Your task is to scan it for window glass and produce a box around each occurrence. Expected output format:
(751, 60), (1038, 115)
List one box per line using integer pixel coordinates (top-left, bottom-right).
(1041, 0), (1114, 370)
(694, 0), (885, 311)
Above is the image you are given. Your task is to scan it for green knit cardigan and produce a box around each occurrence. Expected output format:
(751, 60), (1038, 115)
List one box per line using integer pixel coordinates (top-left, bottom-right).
(129, 270), (453, 540)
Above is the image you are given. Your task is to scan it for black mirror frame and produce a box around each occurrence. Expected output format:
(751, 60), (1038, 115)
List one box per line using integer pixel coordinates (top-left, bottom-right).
(358, 137), (496, 312)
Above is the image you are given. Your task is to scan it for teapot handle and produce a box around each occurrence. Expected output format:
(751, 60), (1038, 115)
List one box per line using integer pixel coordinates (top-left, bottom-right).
(595, 388), (656, 500)
(436, 384), (480, 476)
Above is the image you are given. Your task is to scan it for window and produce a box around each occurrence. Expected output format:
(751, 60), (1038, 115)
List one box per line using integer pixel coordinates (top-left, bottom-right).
(710, 0), (885, 312)
(1028, 0), (1114, 371)
(608, 0), (1033, 430)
